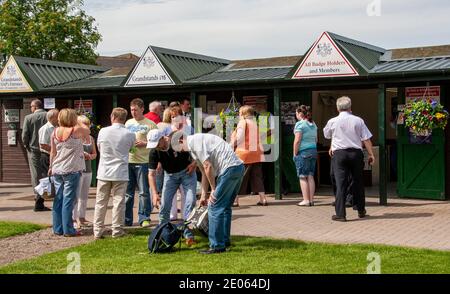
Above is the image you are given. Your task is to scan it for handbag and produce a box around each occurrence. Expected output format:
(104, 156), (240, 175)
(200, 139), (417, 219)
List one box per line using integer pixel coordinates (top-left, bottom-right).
(186, 206), (209, 237)
(34, 177), (55, 199)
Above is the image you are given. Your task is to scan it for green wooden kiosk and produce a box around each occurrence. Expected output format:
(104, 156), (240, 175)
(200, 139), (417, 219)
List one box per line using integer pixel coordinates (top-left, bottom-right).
(1, 32), (450, 204)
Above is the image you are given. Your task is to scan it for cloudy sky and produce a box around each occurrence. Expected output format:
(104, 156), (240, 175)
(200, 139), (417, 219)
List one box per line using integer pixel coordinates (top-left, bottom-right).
(83, 0), (450, 60)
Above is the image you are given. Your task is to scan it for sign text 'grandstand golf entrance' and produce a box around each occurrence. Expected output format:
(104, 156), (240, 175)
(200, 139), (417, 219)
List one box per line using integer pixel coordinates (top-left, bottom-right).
(125, 46), (175, 87)
(292, 32), (359, 79)
(0, 56), (33, 93)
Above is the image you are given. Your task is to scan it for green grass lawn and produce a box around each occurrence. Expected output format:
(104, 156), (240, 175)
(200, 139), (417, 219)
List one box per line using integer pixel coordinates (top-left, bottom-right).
(1, 229), (449, 274)
(0, 221), (46, 239)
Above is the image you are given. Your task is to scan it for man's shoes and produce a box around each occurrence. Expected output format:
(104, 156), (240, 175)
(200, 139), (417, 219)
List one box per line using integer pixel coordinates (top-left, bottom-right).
(140, 220), (151, 228)
(256, 201), (268, 206)
(34, 197), (51, 211)
(34, 206), (51, 212)
(331, 215), (347, 222)
(358, 209), (367, 218)
(199, 248), (226, 254)
(112, 232), (126, 238)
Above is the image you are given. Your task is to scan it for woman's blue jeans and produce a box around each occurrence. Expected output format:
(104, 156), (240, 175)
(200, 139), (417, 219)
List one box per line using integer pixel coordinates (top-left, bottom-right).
(52, 172), (81, 235)
(159, 168), (197, 239)
(208, 164), (244, 250)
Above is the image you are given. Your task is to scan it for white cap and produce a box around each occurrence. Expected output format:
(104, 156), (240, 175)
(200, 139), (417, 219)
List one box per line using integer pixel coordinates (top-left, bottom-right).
(146, 127), (171, 149)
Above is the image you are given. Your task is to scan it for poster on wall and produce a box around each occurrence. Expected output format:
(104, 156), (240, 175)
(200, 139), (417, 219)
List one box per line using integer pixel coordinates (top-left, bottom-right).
(281, 102), (301, 125)
(74, 99), (93, 113)
(405, 86), (440, 104)
(44, 98), (56, 109)
(4, 109), (20, 123)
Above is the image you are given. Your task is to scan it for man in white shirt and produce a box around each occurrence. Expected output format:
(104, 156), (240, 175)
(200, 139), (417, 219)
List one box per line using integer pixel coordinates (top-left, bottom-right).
(39, 109), (59, 174)
(38, 109), (59, 201)
(172, 132), (244, 254)
(94, 108), (136, 239)
(323, 96), (375, 222)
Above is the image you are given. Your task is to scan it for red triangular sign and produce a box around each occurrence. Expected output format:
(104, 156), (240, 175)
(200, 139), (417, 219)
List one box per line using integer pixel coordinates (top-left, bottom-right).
(292, 32), (359, 79)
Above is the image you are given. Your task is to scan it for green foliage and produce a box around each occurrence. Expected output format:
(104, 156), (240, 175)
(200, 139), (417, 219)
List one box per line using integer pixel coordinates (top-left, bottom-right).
(216, 93), (240, 139)
(1, 231), (449, 274)
(404, 99), (449, 135)
(0, 221), (46, 239)
(0, 0), (102, 64)
(217, 107), (239, 139)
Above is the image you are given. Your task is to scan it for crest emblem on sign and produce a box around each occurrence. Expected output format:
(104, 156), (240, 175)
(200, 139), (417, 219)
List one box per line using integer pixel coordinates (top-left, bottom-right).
(143, 56), (156, 68)
(316, 43), (332, 57)
(6, 65), (16, 76)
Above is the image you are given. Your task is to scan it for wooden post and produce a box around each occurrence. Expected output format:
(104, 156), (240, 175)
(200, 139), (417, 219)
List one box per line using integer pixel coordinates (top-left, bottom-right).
(190, 92), (200, 133)
(274, 88), (282, 200)
(113, 94), (118, 108)
(91, 97), (98, 187)
(378, 84), (388, 205)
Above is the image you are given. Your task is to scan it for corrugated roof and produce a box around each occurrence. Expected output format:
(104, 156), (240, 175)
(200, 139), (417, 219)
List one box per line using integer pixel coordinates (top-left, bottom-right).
(186, 66), (292, 83)
(151, 46), (230, 83)
(229, 56), (301, 69)
(14, 56), (108, 90)
(370, 56), (450, 74)
(50, 75), (125, 90)
(390, 45), (450, 60)
(96, 54), (139, 68)
(328, 32), (386, 72)
(97, 67), (132, 77)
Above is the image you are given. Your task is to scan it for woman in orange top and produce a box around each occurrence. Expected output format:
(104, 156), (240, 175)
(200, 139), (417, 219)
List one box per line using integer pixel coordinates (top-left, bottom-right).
(231, 105), (268, 206)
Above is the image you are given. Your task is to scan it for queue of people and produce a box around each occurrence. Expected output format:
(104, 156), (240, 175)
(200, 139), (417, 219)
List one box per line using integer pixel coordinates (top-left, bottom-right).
(292, 96), (375, 222)
(21, 94), (374, 253)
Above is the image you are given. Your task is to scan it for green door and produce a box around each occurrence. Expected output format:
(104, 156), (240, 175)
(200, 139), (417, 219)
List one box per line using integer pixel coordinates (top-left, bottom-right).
(281, 89), (312, 194)
(397, 125), (446, 200)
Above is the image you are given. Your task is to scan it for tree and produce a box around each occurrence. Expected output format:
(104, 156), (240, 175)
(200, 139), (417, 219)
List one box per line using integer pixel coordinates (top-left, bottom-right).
(0, 0), (102, 65)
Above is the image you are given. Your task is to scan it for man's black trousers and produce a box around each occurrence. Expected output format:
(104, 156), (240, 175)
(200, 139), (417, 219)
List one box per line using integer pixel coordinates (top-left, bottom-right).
(331, 149), (365, 217)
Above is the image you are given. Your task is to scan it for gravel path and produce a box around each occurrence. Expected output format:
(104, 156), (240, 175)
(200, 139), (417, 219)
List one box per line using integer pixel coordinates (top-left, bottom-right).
(0, 228), (96, 267)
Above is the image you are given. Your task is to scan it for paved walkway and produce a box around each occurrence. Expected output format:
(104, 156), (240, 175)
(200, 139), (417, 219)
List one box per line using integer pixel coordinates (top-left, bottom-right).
(1, 185), (450, 255)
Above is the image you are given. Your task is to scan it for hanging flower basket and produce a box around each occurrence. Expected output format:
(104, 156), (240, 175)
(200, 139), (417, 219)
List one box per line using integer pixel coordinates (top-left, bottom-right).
(76, 99), (102, 138)
(403, 99), (449, 136)
(216, 92), (240, 139)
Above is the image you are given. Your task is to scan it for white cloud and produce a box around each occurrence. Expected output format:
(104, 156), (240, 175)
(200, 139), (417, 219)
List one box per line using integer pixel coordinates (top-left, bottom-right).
(84, 0), (450, 59)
